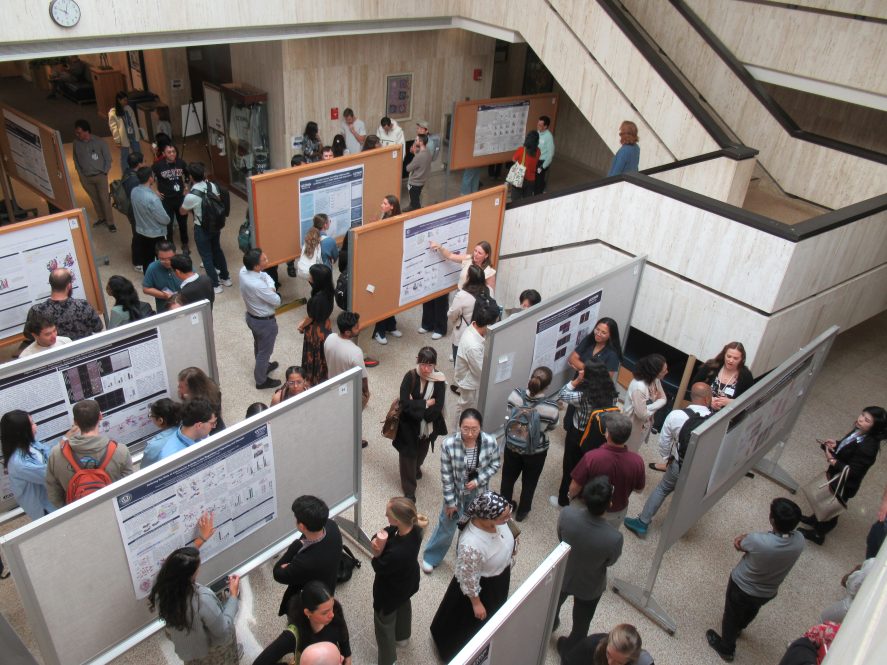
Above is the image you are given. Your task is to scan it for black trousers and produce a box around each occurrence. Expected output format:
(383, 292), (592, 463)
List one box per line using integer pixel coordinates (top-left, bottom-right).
(557, 427), (583, 505)
(398, 437), (431, 501)
(556, 592), (601, 652)
(721, 577), (772, 653)
(135, 233), (164, 274)
(408, 183), (423, 210)
(866, 520), (887, 559)
(421, 295), (448, 335)
(500, 447), (547, 515)
(162, 196), (189, 247)
(534, 165), (549, 195)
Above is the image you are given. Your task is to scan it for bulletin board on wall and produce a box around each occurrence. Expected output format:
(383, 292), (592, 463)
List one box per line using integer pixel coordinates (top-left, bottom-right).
(0, 209), (104, 347)
(249, 145), (403, 267)
(349, 185), (507, 327)
(449, 93), (559, 171)
(0, 103), (76, 211)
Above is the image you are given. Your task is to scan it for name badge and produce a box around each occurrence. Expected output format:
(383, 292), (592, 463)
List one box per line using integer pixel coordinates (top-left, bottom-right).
(173, 184), (181, 192)
(724, 386), (735, 397)
(91, 152), (99, 160)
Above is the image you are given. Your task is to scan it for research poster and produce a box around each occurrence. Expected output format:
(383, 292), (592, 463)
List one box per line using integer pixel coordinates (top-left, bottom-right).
(114, 423), (277, 598)
(473, 100), (530, 157)
(0, 217), (86, 339)
(531, 290), (602, 377)
(400, 201), (472, 306)
(298, 165), (364, 243)
(0, 328), (170, 451)
(706, 356), (813, 497)
(3, 109), (54, 199)
(0, 464), (14, 511)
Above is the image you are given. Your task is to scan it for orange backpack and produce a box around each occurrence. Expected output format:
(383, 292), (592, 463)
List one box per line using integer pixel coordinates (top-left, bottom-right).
(61, 440), (118, 504)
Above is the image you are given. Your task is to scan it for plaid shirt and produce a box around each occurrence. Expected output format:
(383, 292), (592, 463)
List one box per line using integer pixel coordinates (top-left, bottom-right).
(440, 431), (501, 507)
(558, 381), (616, 430)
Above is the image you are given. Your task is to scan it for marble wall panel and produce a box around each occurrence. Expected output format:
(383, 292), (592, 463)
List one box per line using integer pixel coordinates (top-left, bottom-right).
(651, 155), (755, 206)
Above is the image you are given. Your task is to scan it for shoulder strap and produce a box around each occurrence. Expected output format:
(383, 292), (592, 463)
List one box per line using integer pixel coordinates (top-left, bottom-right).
(515, 388), (530, 407)
(60, 440), (83, 471)
(286, 623), (301, 660)
(97, 440), (118, 471)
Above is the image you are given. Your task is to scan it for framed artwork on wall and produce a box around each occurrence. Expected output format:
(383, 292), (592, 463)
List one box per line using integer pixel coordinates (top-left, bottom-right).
(385, 72), (412, 121)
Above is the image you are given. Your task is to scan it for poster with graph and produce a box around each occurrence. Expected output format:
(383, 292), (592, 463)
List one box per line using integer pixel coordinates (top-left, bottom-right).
(114, 423), (277, 598)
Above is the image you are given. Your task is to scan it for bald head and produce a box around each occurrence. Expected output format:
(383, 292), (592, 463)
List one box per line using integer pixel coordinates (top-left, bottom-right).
(300, 642), (343, 665)
(49, 268), (73, 294)
(689, 382), (712, 406)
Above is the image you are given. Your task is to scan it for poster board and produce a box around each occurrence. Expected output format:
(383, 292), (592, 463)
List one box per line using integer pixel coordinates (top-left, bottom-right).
(349, 186), (507, 327)
(0, 367), (364, 665)
(0, 209), (103, 346)
(249, 145), (403, 266)
(453, 543), (570, 665)
(449, 93), (559, 171)
(0, 301), (217, 516)
(0, 104), (76, 211)
(477, 257), (645, 433)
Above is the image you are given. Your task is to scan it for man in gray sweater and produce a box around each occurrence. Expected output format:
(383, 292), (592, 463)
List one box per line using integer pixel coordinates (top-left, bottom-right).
(45, 399), (134, 506)
(406, 133), (431, 210)
(73, 119), (115, 232)
(555, 475), (624, 657)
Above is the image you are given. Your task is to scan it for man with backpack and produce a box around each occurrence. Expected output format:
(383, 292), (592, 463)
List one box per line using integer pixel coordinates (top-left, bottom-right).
(180, 162), (232, 295)
(624, 383), (713, 538)
(45, 400), (134, 506)
(453, 299), (499, 425)
(112, 151), (144, 272)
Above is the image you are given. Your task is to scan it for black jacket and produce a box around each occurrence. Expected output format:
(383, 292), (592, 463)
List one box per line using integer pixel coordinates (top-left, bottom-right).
(829, 430), (880, 502)
(272, 519), (342, 616)
(392, 370), (447, 455)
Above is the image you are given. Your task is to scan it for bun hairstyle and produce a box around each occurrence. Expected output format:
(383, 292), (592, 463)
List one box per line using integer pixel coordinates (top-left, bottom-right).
(527, 366), (553, 395)
(388, 497), (430, 530)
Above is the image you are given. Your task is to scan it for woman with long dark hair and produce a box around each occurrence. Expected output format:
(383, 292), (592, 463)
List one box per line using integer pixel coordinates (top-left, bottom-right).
(107, 275), (154, 328)
(430, 491), (515, 661)
(331, 134), (347, 157)
(372, 195), (403, 344)
(623, 354), (668, 454)
(371, 497), (428, 665)
(148, 516), (240, 665)
(510, 130), (541, 200)
(567, 317), (623, 378)
(551, 360), (619, 507)
(799, 406), (887, 545)
(270, 366), (311, 406)
(298, 263), (335, 386)
(692, 341), (754, 411)
(253, 580), (352, 665)
(1, 410), (56, 520)
(302, 121), (322, 162)
(392, 347), (448, 501)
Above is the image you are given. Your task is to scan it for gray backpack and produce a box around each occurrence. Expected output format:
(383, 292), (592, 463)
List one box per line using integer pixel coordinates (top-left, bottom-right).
(504, 389), (550, 455)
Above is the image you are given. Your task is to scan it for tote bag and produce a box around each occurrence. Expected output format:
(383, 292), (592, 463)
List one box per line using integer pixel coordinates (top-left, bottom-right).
(802, 466), (849, 522)
(505, 150), (527, 188)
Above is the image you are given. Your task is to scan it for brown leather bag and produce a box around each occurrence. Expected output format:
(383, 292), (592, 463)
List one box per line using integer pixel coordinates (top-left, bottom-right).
(381, 371), (417, 440)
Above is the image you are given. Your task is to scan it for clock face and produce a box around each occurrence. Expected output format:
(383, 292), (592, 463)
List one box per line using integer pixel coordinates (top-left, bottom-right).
(49, 0), (81, 28)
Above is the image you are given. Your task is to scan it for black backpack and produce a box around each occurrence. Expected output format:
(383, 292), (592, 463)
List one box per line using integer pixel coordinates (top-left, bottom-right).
(676, 408), (713, 465)
(472, 291), (501, 324)
(336, 544), (361, 584)
(335, 270), (349, 310)
(194, 181), (230, 233)
(109, 178), (131, 216)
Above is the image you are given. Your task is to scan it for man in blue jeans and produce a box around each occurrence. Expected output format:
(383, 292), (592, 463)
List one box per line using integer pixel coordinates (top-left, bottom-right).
(181, 162), (231, 294)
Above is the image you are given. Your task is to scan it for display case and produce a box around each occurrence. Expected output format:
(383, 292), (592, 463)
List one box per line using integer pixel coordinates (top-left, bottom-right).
(221, 83), (269, 196)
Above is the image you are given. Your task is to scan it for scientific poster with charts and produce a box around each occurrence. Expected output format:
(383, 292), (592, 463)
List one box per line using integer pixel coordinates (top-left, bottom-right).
(114, 424), (276, 599)
(0, 328), (169, 451)
(0, 217), (85, 339)
(3, 109), (54, 199)
(298, 165), (364, 243)
(400, 202), (471, 306)
(531, 290), (602, 377)
(473, 100), (530, 157)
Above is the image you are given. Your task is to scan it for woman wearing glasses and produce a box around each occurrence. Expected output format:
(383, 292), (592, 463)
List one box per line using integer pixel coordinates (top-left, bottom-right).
(270, 366), (311, 406)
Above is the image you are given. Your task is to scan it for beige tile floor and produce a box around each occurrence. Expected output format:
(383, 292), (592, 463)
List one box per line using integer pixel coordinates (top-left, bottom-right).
(1, 138), (885, 665)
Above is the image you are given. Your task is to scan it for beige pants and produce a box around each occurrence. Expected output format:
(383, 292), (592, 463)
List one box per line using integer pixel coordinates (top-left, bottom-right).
(79, 172), (114, 224)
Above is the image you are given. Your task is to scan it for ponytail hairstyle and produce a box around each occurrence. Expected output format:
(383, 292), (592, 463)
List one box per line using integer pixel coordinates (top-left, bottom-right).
(303, 226), (322, 259)
(387, 497), (430, 530)
(527, 366), (553, 396)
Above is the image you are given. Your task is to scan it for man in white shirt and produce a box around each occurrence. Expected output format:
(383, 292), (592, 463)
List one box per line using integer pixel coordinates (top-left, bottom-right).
(19, 315), (72, 358)
(453, 300), (499, 424)
(324, 311), (370, 448)
(377, 116), (405, 151)
(624, 383), (712, 537)
(179, 162), (231, 293)
(340, 108), (366, 154)
(238, 248), (281, 389)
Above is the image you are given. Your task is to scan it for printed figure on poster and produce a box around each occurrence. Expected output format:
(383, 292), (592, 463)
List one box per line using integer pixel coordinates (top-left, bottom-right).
(400, 202), (471, 306)
(473, 100), (530, 157)
(298, 165), (364, 243)
(114, 424), (276, 598)
(3, 109), (55, 199)
(531, 291), (602, 377)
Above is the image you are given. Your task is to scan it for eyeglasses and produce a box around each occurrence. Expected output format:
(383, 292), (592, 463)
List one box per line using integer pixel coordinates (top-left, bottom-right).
(461, 426), (481, 434)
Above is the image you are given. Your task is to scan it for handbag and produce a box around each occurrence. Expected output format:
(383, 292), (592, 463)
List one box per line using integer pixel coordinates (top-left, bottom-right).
(381, 371), (418, 440)
(505, 150), (527, 188)
(801, 466), (850, 522)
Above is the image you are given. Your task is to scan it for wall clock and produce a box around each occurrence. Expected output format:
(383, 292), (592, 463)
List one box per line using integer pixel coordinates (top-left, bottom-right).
(49, 0), (81, 28)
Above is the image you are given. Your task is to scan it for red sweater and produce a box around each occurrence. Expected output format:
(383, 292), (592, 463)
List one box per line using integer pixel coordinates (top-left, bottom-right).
(512, 147), (540, 182)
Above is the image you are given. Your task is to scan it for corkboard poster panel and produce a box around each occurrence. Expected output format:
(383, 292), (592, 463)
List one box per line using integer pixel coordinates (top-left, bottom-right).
(449, 93), (559, 171)
(350, 185), (506, 327)
(0, 103), (76, 211)
(249, 145), (403, 267)
(0, 209), (104, 347)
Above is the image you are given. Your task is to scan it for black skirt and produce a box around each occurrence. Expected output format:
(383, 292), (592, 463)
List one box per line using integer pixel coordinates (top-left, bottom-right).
(430, 566), (511, 662)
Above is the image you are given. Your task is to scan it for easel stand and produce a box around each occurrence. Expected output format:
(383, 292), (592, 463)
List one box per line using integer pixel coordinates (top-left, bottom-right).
(180, 99), (211, 164)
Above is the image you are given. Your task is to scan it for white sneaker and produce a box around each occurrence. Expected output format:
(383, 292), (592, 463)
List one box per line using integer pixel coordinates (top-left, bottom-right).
(395, 639), (410, 647)
(213, 285), (224, 294)
(420, 560), (434, 574)
(549, 495), (564, 509)
(431, 332), (443, 340)
(389, 329), (403, 338)
(373, 333), (388, 345)
(132, 265), (143, 273)
(417, 327), (429, 334)
(221, 278), (233, 287)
